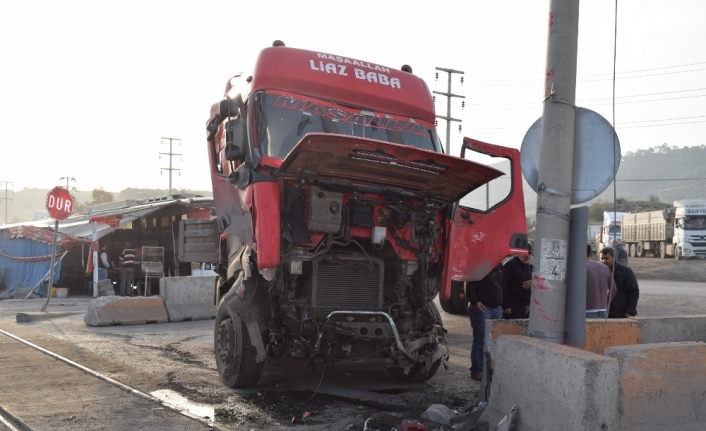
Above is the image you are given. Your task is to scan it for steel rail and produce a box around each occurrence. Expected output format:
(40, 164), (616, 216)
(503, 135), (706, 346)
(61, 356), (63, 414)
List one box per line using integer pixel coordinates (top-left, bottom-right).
(0, 328), (228, 431)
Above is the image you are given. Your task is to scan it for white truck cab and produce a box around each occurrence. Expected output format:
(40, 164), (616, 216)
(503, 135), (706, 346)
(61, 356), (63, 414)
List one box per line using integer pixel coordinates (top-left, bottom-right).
(673, 200), (706, 259)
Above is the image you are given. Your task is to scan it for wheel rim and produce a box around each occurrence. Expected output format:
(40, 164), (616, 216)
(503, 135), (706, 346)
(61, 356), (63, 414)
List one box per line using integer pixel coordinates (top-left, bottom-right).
(216, 317), (235, 364)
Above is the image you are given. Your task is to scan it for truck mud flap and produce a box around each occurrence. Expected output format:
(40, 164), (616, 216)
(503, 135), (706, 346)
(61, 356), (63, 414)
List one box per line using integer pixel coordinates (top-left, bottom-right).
(220, 272), (268, 363)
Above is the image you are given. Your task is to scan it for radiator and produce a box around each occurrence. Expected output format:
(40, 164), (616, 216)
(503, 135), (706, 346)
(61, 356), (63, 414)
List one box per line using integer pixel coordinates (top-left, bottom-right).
(311, 254), (384, 320)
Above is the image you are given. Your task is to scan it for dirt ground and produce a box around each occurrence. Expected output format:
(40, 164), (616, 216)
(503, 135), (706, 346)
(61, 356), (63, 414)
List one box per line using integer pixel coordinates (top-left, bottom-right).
(626, 255), (706, 282)
(0, 257), (703, 430)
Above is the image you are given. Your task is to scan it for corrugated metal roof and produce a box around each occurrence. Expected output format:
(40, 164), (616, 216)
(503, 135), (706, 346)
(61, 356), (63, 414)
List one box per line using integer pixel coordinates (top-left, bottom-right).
(1, 196), (214, 240)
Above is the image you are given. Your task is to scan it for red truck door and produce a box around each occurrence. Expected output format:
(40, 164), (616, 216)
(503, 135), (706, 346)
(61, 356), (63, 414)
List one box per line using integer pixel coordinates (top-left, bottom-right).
(441, 138), (528, 301)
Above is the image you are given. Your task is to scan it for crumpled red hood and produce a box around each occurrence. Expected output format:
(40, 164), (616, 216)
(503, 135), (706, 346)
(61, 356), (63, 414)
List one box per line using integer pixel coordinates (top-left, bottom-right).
(276, 133), (502, 203)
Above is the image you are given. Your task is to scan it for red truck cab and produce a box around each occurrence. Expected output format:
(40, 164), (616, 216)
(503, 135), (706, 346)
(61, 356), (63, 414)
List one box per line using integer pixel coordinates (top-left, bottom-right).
(205, 41), (527, 387)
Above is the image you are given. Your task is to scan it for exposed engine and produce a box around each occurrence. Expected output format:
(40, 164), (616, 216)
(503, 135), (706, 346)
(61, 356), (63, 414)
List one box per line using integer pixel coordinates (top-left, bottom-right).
(264, 181), (448, 380)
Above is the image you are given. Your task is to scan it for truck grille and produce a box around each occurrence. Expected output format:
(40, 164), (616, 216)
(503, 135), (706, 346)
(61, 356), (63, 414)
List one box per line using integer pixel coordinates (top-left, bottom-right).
(311, 255), (384, 320)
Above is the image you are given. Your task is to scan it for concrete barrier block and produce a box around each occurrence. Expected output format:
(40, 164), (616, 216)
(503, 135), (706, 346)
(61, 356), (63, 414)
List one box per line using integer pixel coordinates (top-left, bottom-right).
(159, 276), (216, 322)
(635, 315), (706, 344)
(480, 335), (619, 431)
(605, 341), (706, 431)
(84, 296), (168, 326)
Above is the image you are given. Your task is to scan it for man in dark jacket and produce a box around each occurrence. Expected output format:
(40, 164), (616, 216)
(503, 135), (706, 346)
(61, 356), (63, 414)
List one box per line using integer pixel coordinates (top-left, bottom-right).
(465, 264), (504, 381)
(502, 245), (533, 319)
(600, 247), (640, 318)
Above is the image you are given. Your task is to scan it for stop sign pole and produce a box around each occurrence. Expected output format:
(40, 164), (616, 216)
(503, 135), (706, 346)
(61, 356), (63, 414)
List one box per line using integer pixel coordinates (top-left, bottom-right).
(41, 187), (74, 312)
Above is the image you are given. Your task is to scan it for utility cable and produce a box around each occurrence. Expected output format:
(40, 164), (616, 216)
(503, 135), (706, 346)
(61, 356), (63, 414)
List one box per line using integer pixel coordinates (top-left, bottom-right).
(595, 0), (619, 354)
(300, 358), (330, 405)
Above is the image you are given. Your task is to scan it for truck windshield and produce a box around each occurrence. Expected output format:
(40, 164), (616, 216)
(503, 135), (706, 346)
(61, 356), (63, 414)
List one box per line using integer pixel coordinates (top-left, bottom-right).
(609, 225), (621, 235)
(254, 91), (441, 159)
(684, 216), (706, 230)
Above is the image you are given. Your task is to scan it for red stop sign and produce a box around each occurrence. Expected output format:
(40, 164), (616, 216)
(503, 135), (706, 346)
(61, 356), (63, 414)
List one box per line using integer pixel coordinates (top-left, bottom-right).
(46, 187), (74, 221)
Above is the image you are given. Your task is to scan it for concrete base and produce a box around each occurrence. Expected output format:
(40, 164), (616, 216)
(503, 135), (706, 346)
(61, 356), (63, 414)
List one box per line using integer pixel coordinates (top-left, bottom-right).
(84, 296), (168, 326)
(479, 335), (619, 431)
(482, 317), (706, 431)
(159, 276), (216, 322)
(605, 341), (706, 431)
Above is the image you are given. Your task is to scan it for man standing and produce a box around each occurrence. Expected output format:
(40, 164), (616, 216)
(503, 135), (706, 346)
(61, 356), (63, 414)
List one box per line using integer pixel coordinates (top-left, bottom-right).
(466, 264), (504, 381)
(119, 242), (136, 296)
(97, 242), (112, 281)
(586, 244), (615, 318)
(502, 244), (533, 319)
(600, 247), (640, 318)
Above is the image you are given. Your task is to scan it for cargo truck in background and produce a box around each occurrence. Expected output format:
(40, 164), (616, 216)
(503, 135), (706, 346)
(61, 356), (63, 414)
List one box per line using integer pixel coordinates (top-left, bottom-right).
(192, 41), (527, 388)
(595, 211), (628, 252)
(621, 200), (706, 260)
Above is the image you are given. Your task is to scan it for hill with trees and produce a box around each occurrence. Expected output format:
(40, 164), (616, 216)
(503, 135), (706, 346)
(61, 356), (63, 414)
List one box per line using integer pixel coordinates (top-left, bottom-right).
(2, 144), (704, 224)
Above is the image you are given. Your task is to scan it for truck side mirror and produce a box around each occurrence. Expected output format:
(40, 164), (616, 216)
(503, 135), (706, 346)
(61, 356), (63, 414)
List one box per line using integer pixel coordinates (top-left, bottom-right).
(225, 118), (247, 162)
(219, 99), (240, 118)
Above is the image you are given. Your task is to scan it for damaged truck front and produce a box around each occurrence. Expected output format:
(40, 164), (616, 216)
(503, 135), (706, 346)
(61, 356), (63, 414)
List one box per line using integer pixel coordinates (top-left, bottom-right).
(197, 42), (528, 388)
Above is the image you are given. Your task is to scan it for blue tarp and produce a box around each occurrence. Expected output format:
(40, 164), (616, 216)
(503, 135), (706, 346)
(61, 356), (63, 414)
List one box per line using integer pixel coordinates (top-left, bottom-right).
(0, 236), (61, 296)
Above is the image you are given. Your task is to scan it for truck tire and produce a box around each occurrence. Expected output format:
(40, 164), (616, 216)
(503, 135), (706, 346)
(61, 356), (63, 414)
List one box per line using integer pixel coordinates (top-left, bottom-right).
(214, 299), (265, 388)
(388, 302), (444, 383)
(675, 246), (682, 261)
(439, 282), (469, 315)
(659, 242), (666, 259)
(629, 244), (636, 258)
(636, 243), (645, 258)
(439, 296), (454, 313)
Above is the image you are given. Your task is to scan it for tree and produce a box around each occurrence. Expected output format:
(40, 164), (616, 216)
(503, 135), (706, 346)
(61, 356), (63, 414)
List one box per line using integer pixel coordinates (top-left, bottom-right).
(74, 188), (115, 213)
(91, 188), (114, 205)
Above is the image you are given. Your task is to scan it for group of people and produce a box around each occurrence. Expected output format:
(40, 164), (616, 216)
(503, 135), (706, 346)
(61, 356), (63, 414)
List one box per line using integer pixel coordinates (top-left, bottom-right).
(465, 241), (640, 381)
(95, 242), (137, 296)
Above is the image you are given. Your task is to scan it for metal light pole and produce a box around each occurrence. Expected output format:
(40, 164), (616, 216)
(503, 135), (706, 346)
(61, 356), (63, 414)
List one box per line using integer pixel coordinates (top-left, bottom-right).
(433, 68), (465, 155)
(160, 137), (182, 196)
(527, 0), (580, 344)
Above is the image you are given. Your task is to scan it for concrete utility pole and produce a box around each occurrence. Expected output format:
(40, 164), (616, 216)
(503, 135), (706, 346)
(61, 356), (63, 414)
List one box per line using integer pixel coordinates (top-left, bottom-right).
(0, 181), (12, 225)
(527, 0), (580, 344)
(433, 68), (465, 155)
(160, 137), (182, 196)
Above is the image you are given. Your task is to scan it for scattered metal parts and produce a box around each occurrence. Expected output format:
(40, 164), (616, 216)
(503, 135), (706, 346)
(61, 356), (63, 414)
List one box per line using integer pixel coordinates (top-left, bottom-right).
(494, 404), (517, 431)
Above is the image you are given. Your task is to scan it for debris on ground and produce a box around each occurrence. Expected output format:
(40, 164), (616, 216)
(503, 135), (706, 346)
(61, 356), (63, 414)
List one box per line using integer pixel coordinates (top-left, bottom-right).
(451, 402), (487, 431)
(493, 405), (517, 431)
(421, 404), (455, 427)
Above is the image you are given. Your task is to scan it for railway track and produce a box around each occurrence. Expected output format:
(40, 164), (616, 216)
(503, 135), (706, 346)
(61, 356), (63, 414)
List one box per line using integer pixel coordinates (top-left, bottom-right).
(0, 328), (222, 431)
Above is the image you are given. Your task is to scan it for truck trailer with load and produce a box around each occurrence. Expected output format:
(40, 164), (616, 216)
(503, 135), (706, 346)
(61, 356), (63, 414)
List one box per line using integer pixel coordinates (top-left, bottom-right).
(621, 200), (706, 260)
(193, 41), (528, 388)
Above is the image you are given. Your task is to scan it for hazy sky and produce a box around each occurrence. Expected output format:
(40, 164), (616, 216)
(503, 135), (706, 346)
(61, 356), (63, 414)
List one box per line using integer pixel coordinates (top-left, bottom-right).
(1, 0), (704, 193)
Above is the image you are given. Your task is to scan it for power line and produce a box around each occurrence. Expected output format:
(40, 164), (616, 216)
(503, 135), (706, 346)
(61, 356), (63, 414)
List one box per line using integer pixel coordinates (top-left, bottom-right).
(617, 119), (706, 129)
(619, 115), (706, 124)
(467, 64), (706, 85)
(582, 87), (706, 102)
(579, 61), (706, 77)
(588, 93), (706, 106)
(616, 178), (706, 182)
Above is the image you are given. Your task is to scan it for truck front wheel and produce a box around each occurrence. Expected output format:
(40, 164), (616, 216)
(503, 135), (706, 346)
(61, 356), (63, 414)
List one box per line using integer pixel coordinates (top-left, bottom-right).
(675, 246), (682, 261)
(214, 300), (264, 388)
(659, 242), (666, 259)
